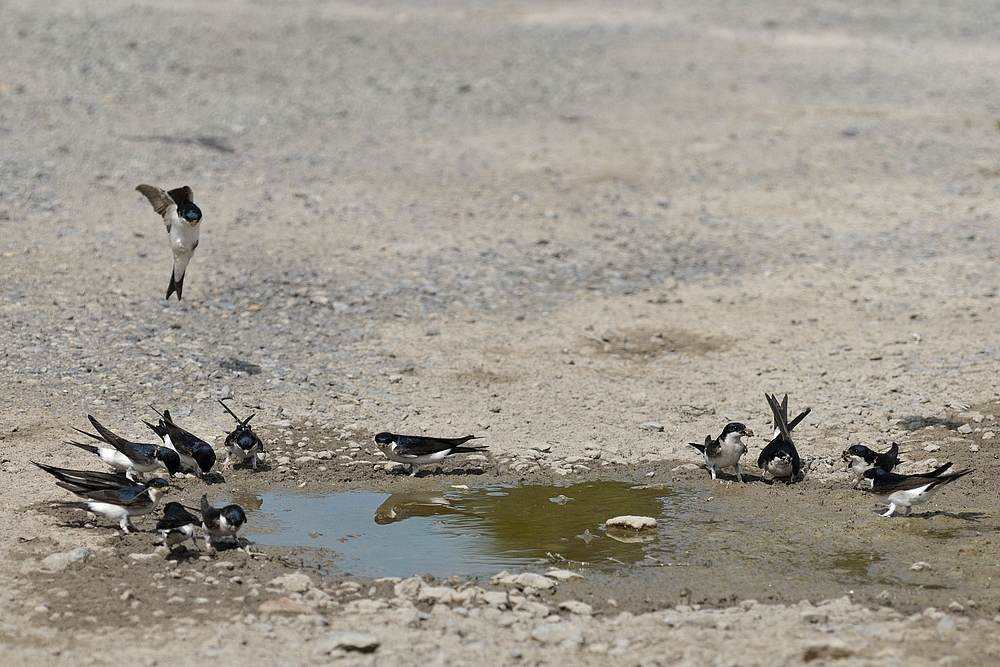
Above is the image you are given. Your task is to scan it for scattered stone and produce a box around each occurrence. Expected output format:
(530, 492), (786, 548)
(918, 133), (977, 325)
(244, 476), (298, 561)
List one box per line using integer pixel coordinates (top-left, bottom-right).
(911, 561), (932, 571)
(259, 598), (310, 615)
(803, 640), (852, 662)
(671, 463), (700, 472)
(40, 548), (91, 572)
(546, 569), (583, 582)
(957, 424), (973, 435)
(531, 622), (583, 646)
(512, 572), (558, 592)
(394, 577), (424, 599)
(640, 422), (664, 432)
(923, 444), (940, 452)
(949, 601), (965, 612)
(983, 431), (996, 440)
(800, 609), (828, 624)
(129, 552), (158, 561)
(268, 572), (313, 594)
(559, 600), (593, 615)
(418, 586), (457, 604)
(480, 591), (510, 608)
(313, 631), (380, 655)
(606, 516), (657, 530)
(549, 494), (574, 505)
(970, 444), (980, 452)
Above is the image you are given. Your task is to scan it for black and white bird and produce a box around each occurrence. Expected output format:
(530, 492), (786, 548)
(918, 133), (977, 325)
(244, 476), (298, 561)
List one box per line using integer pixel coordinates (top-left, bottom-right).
(156, 501), (201, 550)
(757, 393), (810, 483)
(689, 422), (754, 482)
(136, 184), (202, 300)
(68, 415), (180, 478)
(373, 432), (486, 476)
(144, 407), (217, 477)
(200, 494), (247, 552)
(219, 400), (264, 470)
(842, 442), (900, 488)
(34, 461), (168, 533)
(864, 463), (971, 517)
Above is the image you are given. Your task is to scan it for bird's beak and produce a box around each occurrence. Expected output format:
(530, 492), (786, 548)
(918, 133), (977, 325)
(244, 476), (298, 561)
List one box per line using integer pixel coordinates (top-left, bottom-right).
(744, 429), (755, 438)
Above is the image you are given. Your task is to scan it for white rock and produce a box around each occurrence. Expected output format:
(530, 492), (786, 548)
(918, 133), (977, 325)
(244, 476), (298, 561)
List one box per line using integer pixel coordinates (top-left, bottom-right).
(393, 576), (424, 599)
(313, 631), (380, 656)
(911, 561), (932, 571)
(559, 600), (593, 615)
(546, 569), (583, 582)
(640, 422), (664, 432)
(605, 515), (657, 530)
(480, 591), (510, 608)
(418, 586), (456, 604)
(531, 622), (583, 645)
(923, 444), (941, 452)
(513, 572), (558, 591)
(268, 572), (313, 593)
(40, 548), (91, 572)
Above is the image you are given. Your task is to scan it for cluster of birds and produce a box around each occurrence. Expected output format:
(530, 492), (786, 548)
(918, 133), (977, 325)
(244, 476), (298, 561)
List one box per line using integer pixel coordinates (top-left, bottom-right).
(690, 393), (972, 517)
(32, 400), (267, 550)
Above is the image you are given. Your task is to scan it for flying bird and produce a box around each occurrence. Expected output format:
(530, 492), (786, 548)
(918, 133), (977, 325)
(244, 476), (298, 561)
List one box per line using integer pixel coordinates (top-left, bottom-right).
(373, 432), (486, 476)
(136, 184), (202, 300)
(689, 422), (754, 482)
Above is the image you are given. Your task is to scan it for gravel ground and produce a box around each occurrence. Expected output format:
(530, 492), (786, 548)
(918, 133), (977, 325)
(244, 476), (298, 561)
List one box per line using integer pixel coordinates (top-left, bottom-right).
(3, 0), (1000, 664)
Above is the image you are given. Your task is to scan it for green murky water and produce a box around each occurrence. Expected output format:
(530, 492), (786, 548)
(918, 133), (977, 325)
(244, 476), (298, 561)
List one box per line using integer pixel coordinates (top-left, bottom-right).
(245, 482), (678, 578)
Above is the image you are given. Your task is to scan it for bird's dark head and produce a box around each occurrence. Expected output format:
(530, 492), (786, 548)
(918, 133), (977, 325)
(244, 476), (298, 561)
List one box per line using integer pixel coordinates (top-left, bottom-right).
(158, 447), (182, 475)
(721, 422), (753, 440)
(227, 428), (261, 452)
(178, 201), (202, 224)
(845, 444), (874, 462)
(374, 432), (396, 446)
(194, 447), (217, 472)
(221, 505), (247, 529)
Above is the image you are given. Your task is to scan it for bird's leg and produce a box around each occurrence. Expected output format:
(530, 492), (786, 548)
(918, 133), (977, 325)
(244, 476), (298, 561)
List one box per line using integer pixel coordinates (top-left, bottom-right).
(409, 463), (420, 477)
(709, 467), (717, 481)
(735, 464), (743, 484)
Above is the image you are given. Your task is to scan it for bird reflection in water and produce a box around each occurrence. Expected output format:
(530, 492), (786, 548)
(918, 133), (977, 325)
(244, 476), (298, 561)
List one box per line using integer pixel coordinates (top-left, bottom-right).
(374, 492), (463, 525)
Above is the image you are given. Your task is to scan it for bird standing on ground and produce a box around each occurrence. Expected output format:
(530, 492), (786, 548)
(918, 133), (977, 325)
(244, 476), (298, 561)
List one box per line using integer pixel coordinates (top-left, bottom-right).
(689, 422), (754, 482)
(33, 461), (168, 533)
(373, 432), (486, 476)
(842, 442), (900, 488)
(219, 400), (264, 470)
(200, 494), (247, 552)
(757, 393), (810, 483)
(865, 463), (970, 517)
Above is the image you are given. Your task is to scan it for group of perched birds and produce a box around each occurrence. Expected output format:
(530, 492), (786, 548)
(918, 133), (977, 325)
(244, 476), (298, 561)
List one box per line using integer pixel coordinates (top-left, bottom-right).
(690, 393), (972, 517)
(33, 400), (266, 550)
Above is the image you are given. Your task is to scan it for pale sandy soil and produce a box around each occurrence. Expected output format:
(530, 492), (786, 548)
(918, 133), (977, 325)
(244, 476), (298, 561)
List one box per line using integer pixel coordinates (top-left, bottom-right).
(2, 1), (1000, 664)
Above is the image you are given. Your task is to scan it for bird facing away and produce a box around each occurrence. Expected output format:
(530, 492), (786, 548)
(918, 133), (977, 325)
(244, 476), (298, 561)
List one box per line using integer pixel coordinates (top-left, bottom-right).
(156, 501), (201, 550)
(757, 393), (810, 482)
(136, 184), (202, 300)
(689, 422), (754, 482)
(373, 432), (487, 476)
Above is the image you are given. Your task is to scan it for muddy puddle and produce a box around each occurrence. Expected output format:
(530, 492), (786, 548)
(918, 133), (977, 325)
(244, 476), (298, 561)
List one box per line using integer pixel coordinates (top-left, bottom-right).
(223, 475), (1000, 614)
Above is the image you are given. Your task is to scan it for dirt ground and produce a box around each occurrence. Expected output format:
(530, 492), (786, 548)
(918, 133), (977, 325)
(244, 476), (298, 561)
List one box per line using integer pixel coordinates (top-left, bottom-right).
(3, 0), (1000, 664)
